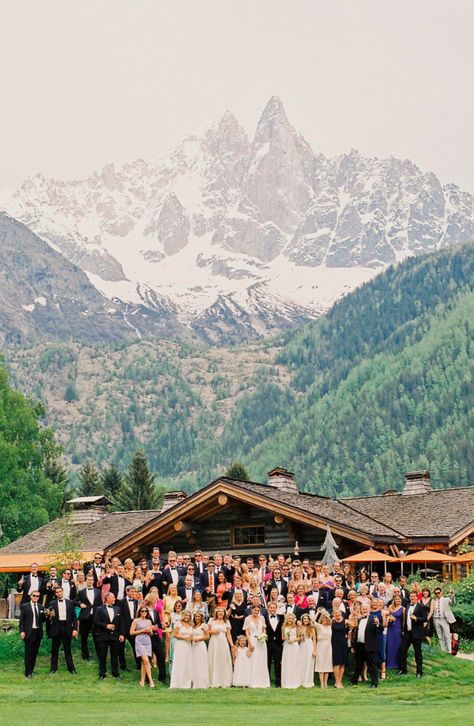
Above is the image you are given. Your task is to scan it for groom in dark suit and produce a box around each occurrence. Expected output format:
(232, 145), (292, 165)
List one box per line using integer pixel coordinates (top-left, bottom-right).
(265, 602), (284, 687)
(75, 572), (102, 660)
(48, 586), (78, 674)
(350, 604), (383, 687)
(94, 592), (124, 680)
(19, 590), (45, 678)
(398, 591), (427, 677)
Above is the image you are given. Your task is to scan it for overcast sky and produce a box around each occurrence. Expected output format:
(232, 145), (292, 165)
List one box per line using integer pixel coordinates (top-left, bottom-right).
(1, 0), (473, 191)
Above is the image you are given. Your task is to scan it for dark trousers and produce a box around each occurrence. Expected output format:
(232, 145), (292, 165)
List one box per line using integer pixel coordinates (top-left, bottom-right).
(351, 643), (378, 686)
(267, 641), (282, 687)
(24, 631), (42, 676)
(399, 633), (423, 675)
(96, 639), (120, 678)
(151, 634), (166, 682)
(80, 617), (97, 659)
(119, 633), (140, 669)
(51, 623), (75, 672)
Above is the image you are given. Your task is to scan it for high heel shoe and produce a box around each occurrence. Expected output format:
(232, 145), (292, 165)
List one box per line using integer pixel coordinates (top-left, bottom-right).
(139, 681), (145, 687)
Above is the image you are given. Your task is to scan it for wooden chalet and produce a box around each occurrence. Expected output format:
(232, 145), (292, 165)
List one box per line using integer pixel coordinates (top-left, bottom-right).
(0, 469), (473, 573)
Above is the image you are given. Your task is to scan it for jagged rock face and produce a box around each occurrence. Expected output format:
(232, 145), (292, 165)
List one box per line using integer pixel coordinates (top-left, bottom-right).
(1, 97), (473, 345)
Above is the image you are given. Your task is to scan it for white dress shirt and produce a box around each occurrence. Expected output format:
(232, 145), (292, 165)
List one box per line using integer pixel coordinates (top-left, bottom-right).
(28, 574), (39, 595)
(269, 615), (278, 631)
(86, 588), (95, 605)
(357, 616), (368, 643)
(407, 605), (415, 631)
(31, 601), (39, 628)
(106, 605), (115, 622)
(117, 576), (125, 600)
(57, 599), (67, 621)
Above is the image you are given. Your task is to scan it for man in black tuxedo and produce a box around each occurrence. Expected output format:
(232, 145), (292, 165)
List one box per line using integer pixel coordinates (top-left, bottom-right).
(200, 560), (218, 617)
(265, 602), (284, 687)
(397, 575), (410, 607)
(398, 591), (427, 678)
(43, 567), (60, 608)
(222, 553), (235, 583)
(102, 564), (128, 600)
(193, 549), (206, 576)
(147, 546), (165, 569)
(59, 568), (77, 602)
(18, 563), (45, 605)
(94, 592), (124, 680)
(284, 591), (306, 620)
(75, 573), (102, 660)
(118, 586), (140, 670)
(350, 604), (383, 688)
(266, 568), (288, 599)
(19, 590), (45, 678)
(328, 575), (349, 604)
(162, 552), (181, 593)
(147, 604), (166, 684)
(178, 575), (198, 607)
(48, 586), (78, 674)
(85, 552), (104, 587)
(179, 563), (202, 590)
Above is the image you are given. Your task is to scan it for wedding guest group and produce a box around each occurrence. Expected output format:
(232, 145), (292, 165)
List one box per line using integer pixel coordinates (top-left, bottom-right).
(17, 550), (457, 688)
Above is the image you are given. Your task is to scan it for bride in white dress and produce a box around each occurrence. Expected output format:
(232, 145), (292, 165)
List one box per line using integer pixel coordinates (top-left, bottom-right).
(170, 610), (193, 688)
(191, 612), (209, 689)
(208, 607), (234, 687)
(299, 613), (316, 687)
(244, 605), (270, 688)
(281, 613), (301, 688)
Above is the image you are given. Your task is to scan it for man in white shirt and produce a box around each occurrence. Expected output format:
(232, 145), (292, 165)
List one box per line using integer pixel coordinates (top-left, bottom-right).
(18, 563), (45, 605)
(94, 592), (124, 680)
(398, 591), (426, 677)
(48, 586), (77, 674)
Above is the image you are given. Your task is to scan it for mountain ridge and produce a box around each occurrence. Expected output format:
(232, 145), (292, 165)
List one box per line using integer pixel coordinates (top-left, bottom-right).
(2, 97), (473, 344)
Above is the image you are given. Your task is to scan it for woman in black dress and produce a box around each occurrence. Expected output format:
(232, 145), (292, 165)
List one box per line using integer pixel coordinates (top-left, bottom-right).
(331, 608), (348, 688)
(227, 590), (247, 642)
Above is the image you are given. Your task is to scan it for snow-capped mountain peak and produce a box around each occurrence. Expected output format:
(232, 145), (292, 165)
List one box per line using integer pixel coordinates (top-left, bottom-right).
(1, 97), (473, 344)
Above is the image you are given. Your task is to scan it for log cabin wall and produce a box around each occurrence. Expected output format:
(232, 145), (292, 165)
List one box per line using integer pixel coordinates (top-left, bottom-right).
(134, 504), (346, 559)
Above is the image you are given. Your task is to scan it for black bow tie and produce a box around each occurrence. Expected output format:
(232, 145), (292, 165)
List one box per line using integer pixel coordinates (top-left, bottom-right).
(87, 588), (94, 591)
(360, 616), (367, 620)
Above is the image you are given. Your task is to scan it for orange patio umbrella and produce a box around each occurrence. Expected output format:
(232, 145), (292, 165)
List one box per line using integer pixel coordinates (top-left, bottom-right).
(396, 548), (458, 578)
(343, 548), (396, 573)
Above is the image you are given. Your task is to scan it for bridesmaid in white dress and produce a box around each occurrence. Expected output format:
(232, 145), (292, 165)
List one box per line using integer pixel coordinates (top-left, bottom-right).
(315, 612), (333, 688)
(208, 607), (234, 687)
(299, 613), (316, 687)
(281, 613), (301, 688)
(191, 612), (209, 689)
(170, 610), (193, 688)
(244, 605), (270, 688)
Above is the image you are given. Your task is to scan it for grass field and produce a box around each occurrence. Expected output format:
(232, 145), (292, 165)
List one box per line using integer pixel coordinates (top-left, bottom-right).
(1, 632), (473, 726)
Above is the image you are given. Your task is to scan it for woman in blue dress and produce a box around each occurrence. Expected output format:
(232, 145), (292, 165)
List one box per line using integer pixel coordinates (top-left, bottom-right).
(386, 594), (405, 670)
(130, 605), (155, 688)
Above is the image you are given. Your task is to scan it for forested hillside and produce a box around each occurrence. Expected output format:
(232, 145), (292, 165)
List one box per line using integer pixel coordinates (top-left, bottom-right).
(4, 243), (474, 498)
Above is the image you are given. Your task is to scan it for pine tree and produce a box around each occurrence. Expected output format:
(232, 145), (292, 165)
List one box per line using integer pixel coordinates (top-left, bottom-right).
(225, 461), (250, 481)
(44, 455), (71, 511)
(78, 461), (101, 497)
(116, 449), (160, 510)
(64, 382), (79, 403)
(101, 464), (123, 502)
(320, 525), (339, 569)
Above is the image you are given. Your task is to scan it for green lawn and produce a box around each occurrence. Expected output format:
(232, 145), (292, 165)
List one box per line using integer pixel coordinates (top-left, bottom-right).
(1, 633), (473, 726)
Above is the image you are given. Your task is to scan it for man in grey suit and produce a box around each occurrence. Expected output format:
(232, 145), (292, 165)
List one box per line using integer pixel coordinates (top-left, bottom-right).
(429, 586), (456, 653)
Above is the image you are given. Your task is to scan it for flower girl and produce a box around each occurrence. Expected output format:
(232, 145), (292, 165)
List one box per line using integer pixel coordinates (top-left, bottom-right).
(232, 635), (250, 687)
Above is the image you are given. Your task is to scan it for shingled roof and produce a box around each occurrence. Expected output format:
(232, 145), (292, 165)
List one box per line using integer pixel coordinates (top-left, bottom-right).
(226, 480), (404, 539)
(341, 486), (474, 539)
(0, 509), (162, 555)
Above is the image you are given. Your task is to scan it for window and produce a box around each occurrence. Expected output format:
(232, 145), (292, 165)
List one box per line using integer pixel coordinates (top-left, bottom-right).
(232, 525), (265, 547)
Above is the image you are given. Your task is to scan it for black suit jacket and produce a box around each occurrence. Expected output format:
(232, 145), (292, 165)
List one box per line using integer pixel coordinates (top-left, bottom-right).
(101, 574), (131, 599)
(59, 579), (77, 602)
(403, 602), (428, 639)
(48, 598), (77, 637)
(19, 602), (45, 638)
(266, 579), (288, 599)
(199, 572), (218, 595)
(264, 612), (284, 647)
(119, 597), (139, 636)
(284, 604), (306, 621)
(75, 588), (102, 621)
(19, 574), (46, 604)
(145, 570), (165, 598)
(94, 604), (122, 642)
(177, 584), (198, 602)
(353, 613), (383, 652)
(85, 562), (105, 587)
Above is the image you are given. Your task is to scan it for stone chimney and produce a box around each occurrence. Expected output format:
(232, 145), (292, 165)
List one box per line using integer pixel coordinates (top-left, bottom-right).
(267, 467), (298, 493)
(402, 471), (432, 496)
(66, 496), (112, 524)
(161, 490), (188, 512)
